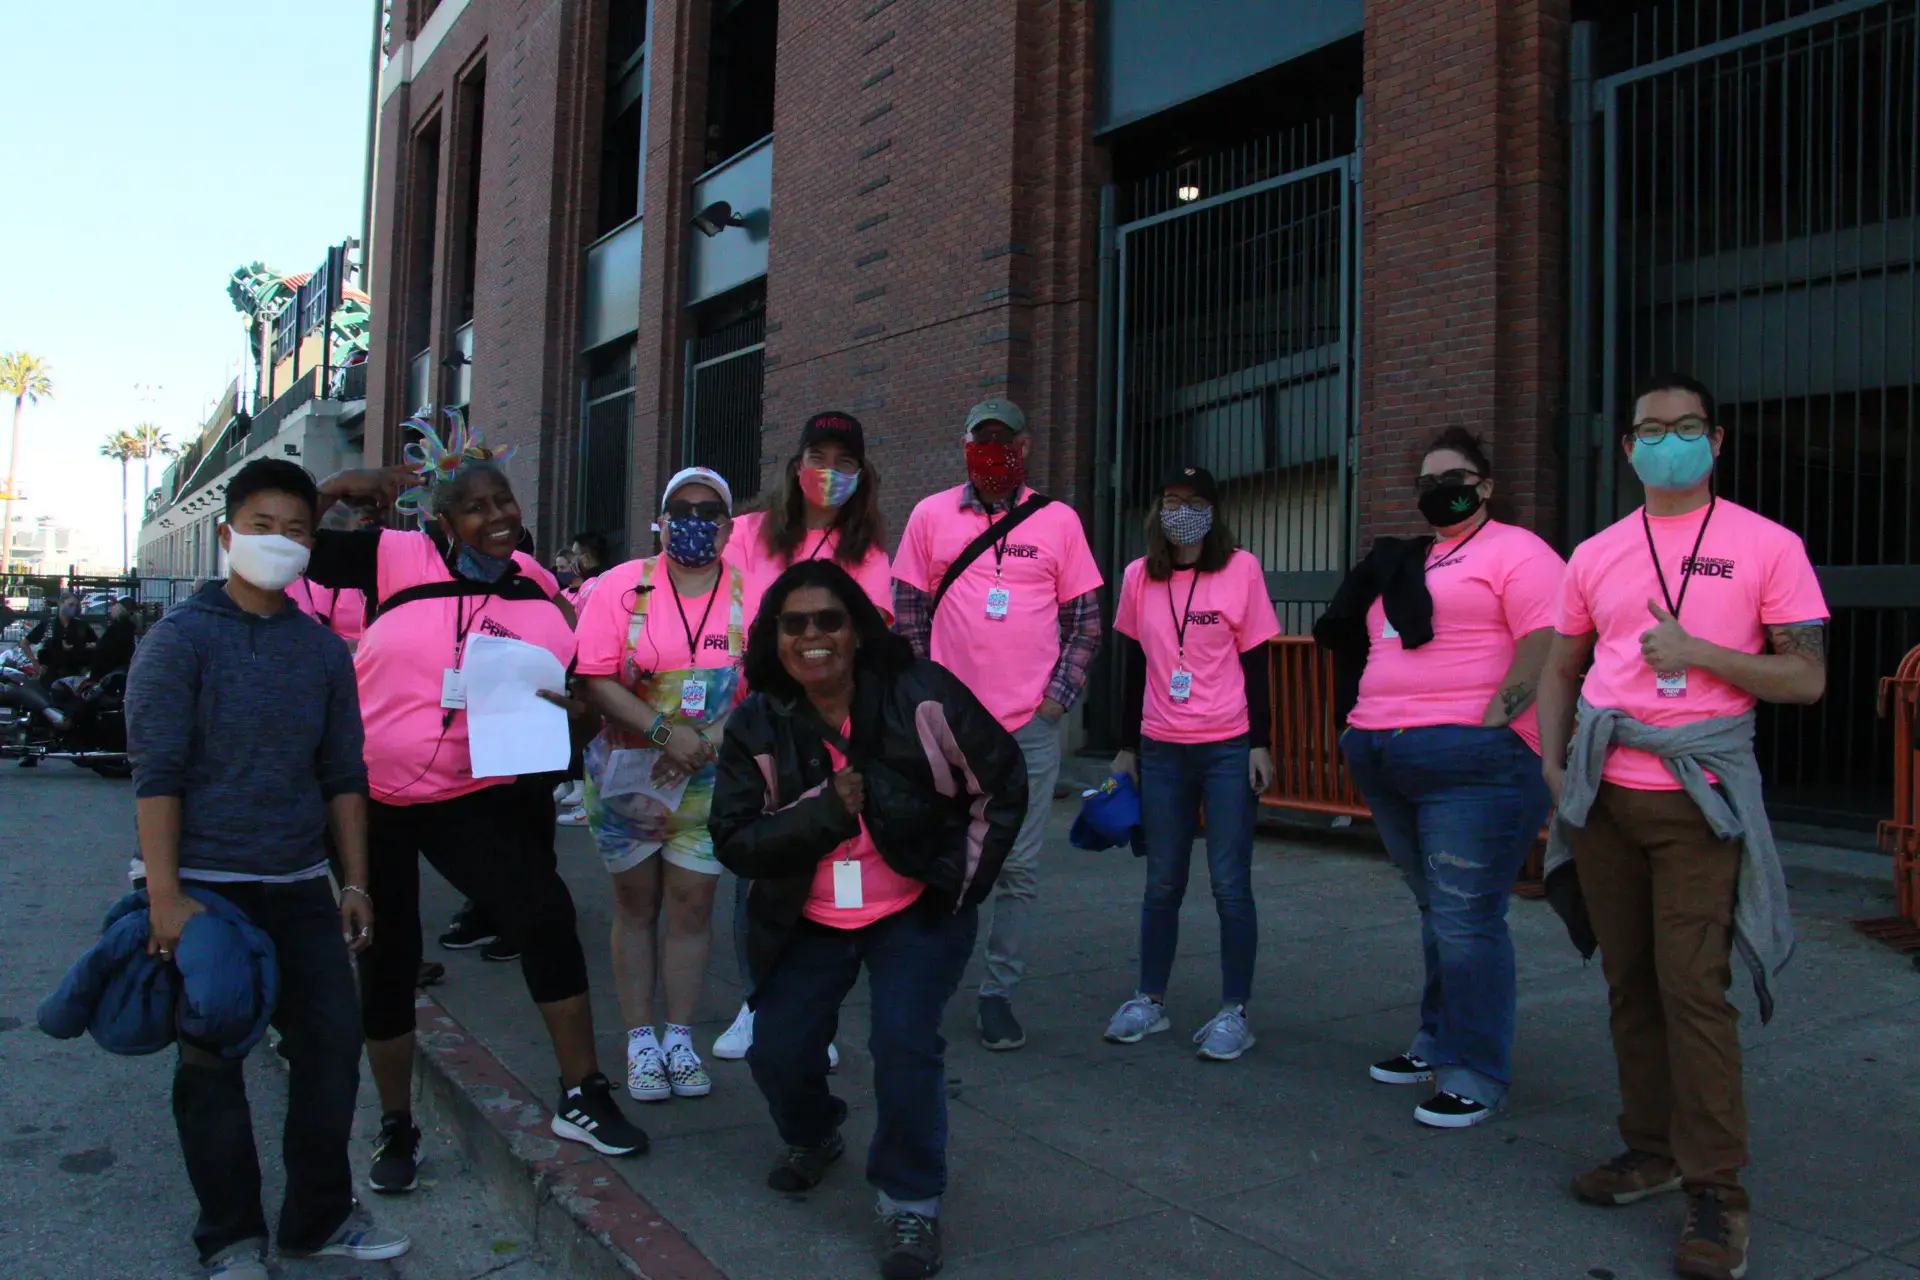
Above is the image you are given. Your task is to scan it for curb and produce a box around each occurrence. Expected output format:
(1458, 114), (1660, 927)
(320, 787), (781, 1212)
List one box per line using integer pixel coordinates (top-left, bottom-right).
(412, 994), (728, 1280)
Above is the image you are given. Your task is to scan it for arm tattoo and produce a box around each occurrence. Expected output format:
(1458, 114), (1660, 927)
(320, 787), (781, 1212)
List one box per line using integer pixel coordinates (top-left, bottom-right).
(1494, 681), (1537, 726)
(1766, 623), (1827, 666)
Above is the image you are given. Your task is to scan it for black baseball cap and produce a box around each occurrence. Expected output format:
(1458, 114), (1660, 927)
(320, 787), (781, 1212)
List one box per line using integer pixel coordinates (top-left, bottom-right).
(800, 411), (865, 456)
(1161, 464), (1219, 504)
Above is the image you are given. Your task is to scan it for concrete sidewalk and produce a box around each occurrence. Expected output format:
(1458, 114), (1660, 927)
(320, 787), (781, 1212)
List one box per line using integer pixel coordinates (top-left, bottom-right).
(417, 795), (1920, 1280)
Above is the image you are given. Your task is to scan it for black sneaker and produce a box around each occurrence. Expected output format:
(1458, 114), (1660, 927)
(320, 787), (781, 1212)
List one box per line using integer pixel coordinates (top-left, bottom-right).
(438, 902), (498, 950)
(1368, 1052), (1434, 1085)
(977, 996), (1025, 1051)
(877, 1210), (943, 1279)
(368, 1112), (422, 1193)
(767, 1132), (845, 1192)
(1414, 1090), (1497, 1129)
(481, 936), (521, 962)
(551, 1073), (649, 1156)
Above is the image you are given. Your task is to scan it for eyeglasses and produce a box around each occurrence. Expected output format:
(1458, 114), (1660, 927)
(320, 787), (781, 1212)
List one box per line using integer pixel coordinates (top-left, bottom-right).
(778, 608), (850, 637)
(1414, 469), (1482, 494)
(1159, 495), (1213, 513)
(1630, 417), (1711, 443)
(664, 500), (729, 522)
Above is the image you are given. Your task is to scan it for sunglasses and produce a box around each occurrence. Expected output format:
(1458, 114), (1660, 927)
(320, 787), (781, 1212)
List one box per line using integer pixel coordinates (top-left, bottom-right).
(1414, 469), (1483, 494)
(664, 500), (730, 522)
(778, 608), (850, 637)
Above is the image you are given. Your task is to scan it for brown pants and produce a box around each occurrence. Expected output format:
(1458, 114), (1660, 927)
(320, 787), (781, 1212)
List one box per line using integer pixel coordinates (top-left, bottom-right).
(1571, 782), (1748, 1206)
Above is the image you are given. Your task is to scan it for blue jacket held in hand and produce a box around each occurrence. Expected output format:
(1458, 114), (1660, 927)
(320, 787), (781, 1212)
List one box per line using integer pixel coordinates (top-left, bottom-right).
(38, 888), (279, 1059)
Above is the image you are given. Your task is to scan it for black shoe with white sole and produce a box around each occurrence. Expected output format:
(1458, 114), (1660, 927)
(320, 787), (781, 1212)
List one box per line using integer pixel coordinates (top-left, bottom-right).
(552, 1073), (650, 1156)
(977, 996), (1025, 1051)
(1414, 1090), (1496, 1129)
(480, 936), (521, 962)
(767, 1132), (845, 1192)
(1369, 1053), (1435, 1085)
(438, 902), (498, 951)
(368, 1113), (421, 1193)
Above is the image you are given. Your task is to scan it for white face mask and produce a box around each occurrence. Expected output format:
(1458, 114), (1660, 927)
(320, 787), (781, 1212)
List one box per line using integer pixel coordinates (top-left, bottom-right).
(224, 530), (311, 591)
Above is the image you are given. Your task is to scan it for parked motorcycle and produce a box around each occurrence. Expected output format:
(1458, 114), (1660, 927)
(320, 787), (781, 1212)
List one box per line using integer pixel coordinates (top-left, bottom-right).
(0, 648), (132, 778)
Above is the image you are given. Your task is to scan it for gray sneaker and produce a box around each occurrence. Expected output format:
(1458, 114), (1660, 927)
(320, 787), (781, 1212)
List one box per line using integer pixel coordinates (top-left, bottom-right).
(1103, 995), (1172, 1044)
(286, 1209), (411, 1261)
(1193, 1006), (1255, 1061)
(205, 1243), (268, 1280)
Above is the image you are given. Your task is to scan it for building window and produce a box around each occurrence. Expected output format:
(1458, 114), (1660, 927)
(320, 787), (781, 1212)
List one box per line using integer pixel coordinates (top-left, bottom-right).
(597, 1), (648, 235)
(404, 117), (443, 417)
(579, 340), (635, 556)
(704, 0), (777, 169)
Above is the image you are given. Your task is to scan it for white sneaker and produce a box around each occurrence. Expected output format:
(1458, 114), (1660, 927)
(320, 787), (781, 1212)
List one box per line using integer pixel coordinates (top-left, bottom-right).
(828, 1041), (840, 1071)
(554, 780), (584, 807)
(556, 805), (588, 826)
(664, 1041), (712, 1097)
(627, 1042), (671, 1102)
(714, 1004), (754, 1060)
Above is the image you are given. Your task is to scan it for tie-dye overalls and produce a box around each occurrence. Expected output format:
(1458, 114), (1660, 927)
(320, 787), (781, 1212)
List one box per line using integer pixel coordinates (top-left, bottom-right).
(583, 558), (746, 874)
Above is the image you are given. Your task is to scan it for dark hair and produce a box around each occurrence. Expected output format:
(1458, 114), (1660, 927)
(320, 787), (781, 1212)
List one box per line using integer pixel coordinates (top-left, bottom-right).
(1422, 426), (1492, 477)
(571, 531), (611, 570)
(1629, 372), (1716, 425)
(742, 559), (914, 699)
(430, 458), (513, 519)
(753, 451), (887, 569)
(226, 459), (319, 522)
(1143, 494), (1237, 581)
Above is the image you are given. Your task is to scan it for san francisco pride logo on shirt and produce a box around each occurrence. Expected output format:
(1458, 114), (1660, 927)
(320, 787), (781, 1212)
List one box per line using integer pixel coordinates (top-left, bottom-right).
(1183, 610), (1224, 626)
(1001, 544), (1043, 559)
(1682, 555), (1737, 580)
(477, 617), (524, 641)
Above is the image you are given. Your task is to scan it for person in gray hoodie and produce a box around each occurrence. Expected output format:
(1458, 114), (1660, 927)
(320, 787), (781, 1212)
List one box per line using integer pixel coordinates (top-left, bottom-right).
(126, 459), (409, 1280)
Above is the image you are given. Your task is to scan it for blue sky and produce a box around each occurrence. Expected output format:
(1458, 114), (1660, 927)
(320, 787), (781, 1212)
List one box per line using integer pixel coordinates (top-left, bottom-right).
(0, 1), (374, 569)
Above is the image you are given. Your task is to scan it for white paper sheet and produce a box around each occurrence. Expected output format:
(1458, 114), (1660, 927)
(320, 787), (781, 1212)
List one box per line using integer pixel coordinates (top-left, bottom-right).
(599, 747), (692, 812)
(461, 634), (572, 779)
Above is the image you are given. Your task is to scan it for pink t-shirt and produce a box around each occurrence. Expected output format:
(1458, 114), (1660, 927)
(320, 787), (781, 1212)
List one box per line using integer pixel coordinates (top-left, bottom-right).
(574, 557), (745, 678)
(1113, 550), (1281, 744)
(354, 532), (575, 806)
(1557, 499), (1828, 790)
(891, 485), (1105, 731)
(1348, 520), (1566, 752)
(728, 510), (895, 627)
(802, 722), (926, 928)
(289, 577), (367, 648)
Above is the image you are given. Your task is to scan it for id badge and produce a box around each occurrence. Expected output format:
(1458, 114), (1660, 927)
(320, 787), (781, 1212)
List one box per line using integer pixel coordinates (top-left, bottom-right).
(1655, 670), (1688, 699)
(680, 676), (709, 720)
(1169, 669), (1194, 703)
(1380, 618), (1400, 641)
(833, 858), (864, 909)
(440, 669), (467, 710)
(985, 586), (1011, 621)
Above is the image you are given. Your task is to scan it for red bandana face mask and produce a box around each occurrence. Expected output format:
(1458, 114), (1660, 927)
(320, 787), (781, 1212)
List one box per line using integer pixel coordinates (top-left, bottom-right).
(965, 441), (1026, 497)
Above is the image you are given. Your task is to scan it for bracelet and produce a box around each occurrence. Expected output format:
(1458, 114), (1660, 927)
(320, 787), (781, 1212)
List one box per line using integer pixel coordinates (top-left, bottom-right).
(341, 885), (372, 903)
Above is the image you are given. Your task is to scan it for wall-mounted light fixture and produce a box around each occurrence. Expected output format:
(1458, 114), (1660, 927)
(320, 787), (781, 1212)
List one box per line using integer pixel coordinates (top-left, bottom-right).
(691, 200), (749, 238)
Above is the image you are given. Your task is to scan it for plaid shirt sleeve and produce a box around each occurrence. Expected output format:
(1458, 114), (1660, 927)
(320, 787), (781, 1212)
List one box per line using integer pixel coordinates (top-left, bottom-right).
(892, 579), (934, 661)
(1046, 589), (1104, 710)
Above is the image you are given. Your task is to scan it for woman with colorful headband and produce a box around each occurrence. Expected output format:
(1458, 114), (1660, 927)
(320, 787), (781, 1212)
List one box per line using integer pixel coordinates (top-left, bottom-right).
(574, 467), (748, 1104)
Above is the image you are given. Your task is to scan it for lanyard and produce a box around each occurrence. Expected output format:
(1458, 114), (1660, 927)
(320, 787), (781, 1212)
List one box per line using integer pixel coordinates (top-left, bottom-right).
(453, 589), (493, 664)
(671, 575), (721, 666)
(804, 528), (833, 562)
(981, 489), (1023, 578)
(1425, 516), (1489, 572)
(1164, 566), (1203, 660)
(1643, 497), (1716, 622)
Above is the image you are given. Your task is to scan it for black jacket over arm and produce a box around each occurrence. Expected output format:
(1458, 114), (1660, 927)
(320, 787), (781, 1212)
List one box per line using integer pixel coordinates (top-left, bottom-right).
(1311, 536), (1437, 728)
(711, 658), (1028, 992)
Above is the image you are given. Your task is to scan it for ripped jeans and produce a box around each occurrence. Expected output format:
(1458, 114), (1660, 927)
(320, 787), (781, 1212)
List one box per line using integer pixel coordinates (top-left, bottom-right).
(1340, 725), (1551, 1108)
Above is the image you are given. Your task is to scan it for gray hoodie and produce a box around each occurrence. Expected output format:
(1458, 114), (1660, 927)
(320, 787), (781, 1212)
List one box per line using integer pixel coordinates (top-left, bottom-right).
(126, 582), (367, 878)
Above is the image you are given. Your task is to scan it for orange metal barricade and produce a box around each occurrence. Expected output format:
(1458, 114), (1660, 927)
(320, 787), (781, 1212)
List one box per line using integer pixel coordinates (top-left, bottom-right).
(1259, 636), (1548, 895)
(1858, 643), (1920, 951)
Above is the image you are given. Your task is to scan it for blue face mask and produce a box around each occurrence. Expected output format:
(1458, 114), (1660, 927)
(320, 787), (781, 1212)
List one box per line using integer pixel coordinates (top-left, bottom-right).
(666, 515), (721, 567)
(1630, 434), (1715, 492)
(455, 543), (516, 583)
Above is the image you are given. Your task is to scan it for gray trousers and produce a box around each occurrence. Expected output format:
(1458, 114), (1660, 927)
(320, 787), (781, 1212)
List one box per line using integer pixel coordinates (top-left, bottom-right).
(979, 713), (1062, 999)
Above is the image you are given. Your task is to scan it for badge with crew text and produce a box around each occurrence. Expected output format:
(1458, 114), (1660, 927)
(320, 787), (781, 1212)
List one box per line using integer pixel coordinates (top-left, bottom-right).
(1655, 670), (1688, 699)
(1169, 668), (1195, 703)
(680, 675), (709, 719)
(440, 669), (467, 710)
(985, 586), (1011, 620)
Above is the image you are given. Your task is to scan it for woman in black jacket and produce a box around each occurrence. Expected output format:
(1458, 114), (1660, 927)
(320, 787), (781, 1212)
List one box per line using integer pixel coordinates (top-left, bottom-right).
(711, 559), (1026, 1280)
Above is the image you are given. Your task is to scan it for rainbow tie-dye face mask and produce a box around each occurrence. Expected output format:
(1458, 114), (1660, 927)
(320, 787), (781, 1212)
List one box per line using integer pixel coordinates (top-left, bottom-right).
(798, 466), (861, 509)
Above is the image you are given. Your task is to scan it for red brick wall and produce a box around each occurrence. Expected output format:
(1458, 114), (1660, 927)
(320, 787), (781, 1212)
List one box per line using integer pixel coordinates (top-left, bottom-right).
(754, 0), (1105, 542)
(1358, 0), (1569, 546)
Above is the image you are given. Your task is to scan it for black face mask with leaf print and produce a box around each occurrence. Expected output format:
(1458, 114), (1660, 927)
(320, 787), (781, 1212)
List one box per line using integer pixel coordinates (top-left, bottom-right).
(1417, 483), (1484, 529)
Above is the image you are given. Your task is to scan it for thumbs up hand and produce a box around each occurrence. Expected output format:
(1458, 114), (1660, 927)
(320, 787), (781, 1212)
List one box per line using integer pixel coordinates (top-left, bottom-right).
(1640, 598), (1696, 674)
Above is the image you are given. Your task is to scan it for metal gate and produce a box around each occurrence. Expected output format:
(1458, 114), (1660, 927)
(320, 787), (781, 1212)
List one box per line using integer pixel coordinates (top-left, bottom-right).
(683, 313), (767, 504)
(1569, 0), (1920, 824)
(1102, 114), (1359, 644)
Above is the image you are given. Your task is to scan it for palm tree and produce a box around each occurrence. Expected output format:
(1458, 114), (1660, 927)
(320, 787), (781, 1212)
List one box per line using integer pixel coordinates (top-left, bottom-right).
(130, 422), (172, 511)
(101, 430), (139, 574)
(0, 351), (54, 576)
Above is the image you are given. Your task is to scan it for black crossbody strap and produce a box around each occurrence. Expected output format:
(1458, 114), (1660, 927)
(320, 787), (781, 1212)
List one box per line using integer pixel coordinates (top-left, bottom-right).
(931, 494), (1053, 613)
(374, 572), (551, 619)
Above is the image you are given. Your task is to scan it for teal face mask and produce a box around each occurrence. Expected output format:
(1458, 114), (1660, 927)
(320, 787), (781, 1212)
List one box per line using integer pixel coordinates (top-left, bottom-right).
(1630, 434), (1715, 492)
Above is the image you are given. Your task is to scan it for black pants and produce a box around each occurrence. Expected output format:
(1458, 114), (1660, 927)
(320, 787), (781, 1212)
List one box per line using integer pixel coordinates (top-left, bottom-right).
(360, 775), (589, 1041)
(169, 878), (360, 1262)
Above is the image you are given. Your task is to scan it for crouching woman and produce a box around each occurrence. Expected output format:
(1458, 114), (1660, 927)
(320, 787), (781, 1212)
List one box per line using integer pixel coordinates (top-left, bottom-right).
(710, 559), (1027, 1280)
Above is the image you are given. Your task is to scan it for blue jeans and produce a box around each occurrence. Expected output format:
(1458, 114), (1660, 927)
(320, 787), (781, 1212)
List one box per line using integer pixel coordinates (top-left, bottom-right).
(748, 902), (978, 1212)
(1138, 735), (1259, 1004)
(1340, 724), (1552, 1108)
